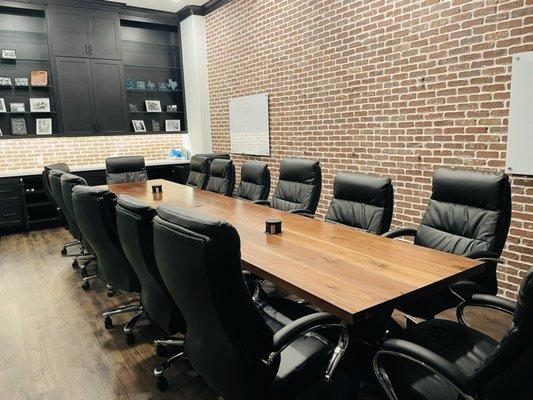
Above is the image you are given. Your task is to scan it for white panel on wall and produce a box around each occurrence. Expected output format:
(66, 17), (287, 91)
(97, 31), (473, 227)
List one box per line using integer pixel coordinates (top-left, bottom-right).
(506, 51), (533, 176)
(229, 93), (270, 156)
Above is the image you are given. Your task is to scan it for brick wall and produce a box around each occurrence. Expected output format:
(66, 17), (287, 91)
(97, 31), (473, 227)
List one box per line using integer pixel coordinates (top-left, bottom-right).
(206, 0), (533, 298)
(0, 134), (183, 171)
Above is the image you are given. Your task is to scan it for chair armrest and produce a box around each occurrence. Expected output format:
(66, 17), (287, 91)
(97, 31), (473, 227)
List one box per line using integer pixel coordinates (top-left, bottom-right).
(464, 250), (503, 264)
(253, 199), (270, 206)
(381, 227), (418, 239)
(376, 339), (475, 396)
(288, 209), (315, 218)
(457, 294), (516, 326)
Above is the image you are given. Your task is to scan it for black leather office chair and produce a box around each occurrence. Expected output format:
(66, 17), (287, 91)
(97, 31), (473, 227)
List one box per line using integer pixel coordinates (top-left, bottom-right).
(374, 267), (533, 400)
(205, 159), (236, 196)
(72, 185), (143, 344)
(186, 153), (231, 190)
(152, 204), (349, 396)
(105, 156), (148, 184)
(383, 168), (512, 319)
(234, 161), (270, 201)
(256, 158), (322, 216)
(116, 195), (186, 372)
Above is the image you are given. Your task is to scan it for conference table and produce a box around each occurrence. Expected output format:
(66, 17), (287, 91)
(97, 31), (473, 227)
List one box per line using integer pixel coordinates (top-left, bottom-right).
(105, 179), (485, 325)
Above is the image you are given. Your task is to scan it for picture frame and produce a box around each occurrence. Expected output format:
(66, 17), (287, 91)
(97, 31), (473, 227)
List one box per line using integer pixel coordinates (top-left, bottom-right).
(1, 49), (16, 59)
(0, 98), (5, 112)
(132, 120), (147, 133)
(10, 103), (25, 112)
(11, 117), (27, 135)
(30, 98), (50, 112)
(145, 100), (162, 113)
(165, 119), (181, 132)
(30, 71), (48, 87)
(0, 77), (12, 86)
(128, 103), (139, 112)
(36, 118), (52, 135)
(14, 78), (29, 86)
(166, 105), (178, 112)
(152, 120), (160, 131)
(136, 81), (146, 90)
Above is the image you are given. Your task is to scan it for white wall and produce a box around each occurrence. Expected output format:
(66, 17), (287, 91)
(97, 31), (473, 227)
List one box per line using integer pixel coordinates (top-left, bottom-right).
(180, 15), (212, 154)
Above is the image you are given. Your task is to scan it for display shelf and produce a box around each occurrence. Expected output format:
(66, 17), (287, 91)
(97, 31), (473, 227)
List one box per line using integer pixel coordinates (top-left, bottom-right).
(0, 58), (50, 63)
(0, 85), (53, 89)
(0, 29), (47, 39)
(124, 64), (180, 71)
(128, 111), (184, 114)
(0, 111), (57, 115)
(122, 39), (179, 48)
(126, 88), (181, 93)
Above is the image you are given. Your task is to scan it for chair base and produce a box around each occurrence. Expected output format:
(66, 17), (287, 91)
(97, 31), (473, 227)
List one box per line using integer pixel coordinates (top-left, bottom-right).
(153, 339), (185, 391)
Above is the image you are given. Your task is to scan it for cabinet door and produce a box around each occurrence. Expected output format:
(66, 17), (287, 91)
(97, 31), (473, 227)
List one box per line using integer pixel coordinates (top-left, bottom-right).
(88, 12), (122, 60)
(91, 59), (126, 134)
(56, 57), (96, 135)
(50, 7), (90, 58)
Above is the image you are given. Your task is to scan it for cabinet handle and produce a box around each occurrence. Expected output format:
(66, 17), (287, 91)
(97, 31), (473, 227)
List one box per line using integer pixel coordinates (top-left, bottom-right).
(89, 44), (93, 55)
(3, 212), (16, 217)
(85, 44), (88, 55)
(0, 189), (11, 194)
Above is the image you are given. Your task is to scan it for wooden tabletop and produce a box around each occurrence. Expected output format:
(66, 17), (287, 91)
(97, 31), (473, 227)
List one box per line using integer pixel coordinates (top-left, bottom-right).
(105, 179), (485, 324)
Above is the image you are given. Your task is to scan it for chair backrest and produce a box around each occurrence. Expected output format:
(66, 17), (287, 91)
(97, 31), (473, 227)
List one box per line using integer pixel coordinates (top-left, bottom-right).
(116, 195), (185, 335)
(271, 158), (322, 214)
(205, 159), (236, 196)
(476, 268), (533, 399)
(50, 169), (81, 240)
(105, 156), (148, 184)
(234, 161), (270, 201)
(415, 168), (511, 257)
(42, 163), (69, 208)
(72, 185), (140, 293)
(186, 155), (211, 189)
(60, 173), (88, 243)
(325, 172), (393, 235)
(153, 205), (276, 400)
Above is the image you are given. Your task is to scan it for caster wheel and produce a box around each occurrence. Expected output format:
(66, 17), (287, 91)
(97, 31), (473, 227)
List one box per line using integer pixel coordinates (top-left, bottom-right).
(81, 281), (91, 291)
(104, 316), (113, 330)
(156, 376), (169, 392)
(107, 289), (115, 297)
(72, 259), (79, 269)
(126, 332), (135, 346)
(156, 344), (168, 357)
(61, 248), (67, 256)
(80, 268), (88, 277)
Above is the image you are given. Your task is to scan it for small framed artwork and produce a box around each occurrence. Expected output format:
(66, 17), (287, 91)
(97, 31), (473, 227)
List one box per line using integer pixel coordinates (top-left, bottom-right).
(14, 78), (29, 86)
(132, 120), (147, 133)
(30, 98), (50, 112)
(0, 98), (6, 112)
(11, 117), (27, 135)
(166, 105), (178, 112)
(36, 118), (52, 135)
(165, 119), (181, 132)
(146, 81), (156, 90)
(128, 103), (139, 112)
(145, 100), (162, 112)
(0, 77), (12, 86)
(10, 103), (25, 112)
(136, 81), (146, 90)
(1, 49), (16, 59)
(30, 71), (48, 86)
(152, 120), (160, 131)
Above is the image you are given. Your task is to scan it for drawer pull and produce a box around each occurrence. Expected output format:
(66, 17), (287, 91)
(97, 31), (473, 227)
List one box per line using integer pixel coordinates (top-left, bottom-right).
(0, 189), (12, 194)
(2, 212), (16, 217)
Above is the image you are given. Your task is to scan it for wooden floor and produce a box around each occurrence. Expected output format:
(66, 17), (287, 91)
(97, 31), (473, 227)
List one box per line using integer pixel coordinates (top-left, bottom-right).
(0, 228), (512, 400)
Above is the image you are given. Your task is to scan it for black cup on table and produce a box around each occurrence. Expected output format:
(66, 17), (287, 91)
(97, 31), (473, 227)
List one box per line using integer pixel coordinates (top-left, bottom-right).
(152, 184), (163, 194)
(265, 218), (282, 235)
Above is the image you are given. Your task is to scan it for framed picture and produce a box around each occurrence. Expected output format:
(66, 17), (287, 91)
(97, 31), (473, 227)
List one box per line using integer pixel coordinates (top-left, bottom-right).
(145, 100), (162, 113)
(1, 49), (16, 59)
(0, 98), (5, 112)
(11, 118), (27, 135)
(30, 71), (48, 86)
(166, 105), (178, 112)
(14, 78), (29, 86)
(30, 98), (50, 112)
(152, 120), (160, 131)
(132, 120), (147, 133)
(10, 103), (25, 112)
(128, 103), (139, 112)
(165, 119), (181, 132)
(36, 118), (52, 135)
(136, 81), (146, 90)
(0, 77), (12, 86)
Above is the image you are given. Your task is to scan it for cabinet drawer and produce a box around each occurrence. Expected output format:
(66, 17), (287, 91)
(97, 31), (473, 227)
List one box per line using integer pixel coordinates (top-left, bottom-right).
(0, 202), (24, 225)
(0, 179), (23, 200)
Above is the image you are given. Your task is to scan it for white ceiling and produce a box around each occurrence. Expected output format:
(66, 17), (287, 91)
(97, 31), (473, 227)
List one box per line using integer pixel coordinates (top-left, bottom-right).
(107, 0), (209, 13)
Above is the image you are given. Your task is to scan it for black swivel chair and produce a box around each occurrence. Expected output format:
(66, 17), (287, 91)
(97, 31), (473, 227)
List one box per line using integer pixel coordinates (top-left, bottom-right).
(325, 172), (393, 235)
(185, 153), (231, 189)
(205, 159), (236, 196)
(383, 168), (512, 319)
(234, 161), (271, 201)
(374, 267), (533, 400)
(152, 204), (349, 397)
(116, 195), (186, 378)
(72, 185), (143, 344)
(255, 158), (322, 216)
(105, 156), (148, 184)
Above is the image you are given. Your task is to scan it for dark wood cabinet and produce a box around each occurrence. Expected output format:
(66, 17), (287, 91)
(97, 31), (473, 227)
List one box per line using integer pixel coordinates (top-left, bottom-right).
(88, 13), (122, 60)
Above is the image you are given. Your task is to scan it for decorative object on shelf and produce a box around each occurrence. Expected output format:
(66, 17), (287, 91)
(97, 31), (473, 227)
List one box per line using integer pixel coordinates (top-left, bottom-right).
(1, 49), (16, 59)
(125, 78), (136, 89)
(10, 103), (25, 112)
(0, 98), (5, 112)
(0, 77), (12, 86)
(167, 104), (178, 112)
(158, 82), (169, 91)
(11, 117), (27, 135)
(128, 103), (139, 112)
(30, 71), (47, 86)
(132, 120), (146, 132)
(146, 81), (156, 90)
(145, 100), (162, 112)
(165, 119), (181, 132)
(29, 98), (50, 112)
(36, 118), (52, 135)
(152, 120), (160, 131)
(14, 78), (29, 86)
(136, 81), (146, 90)
(168, 79), (178, 90)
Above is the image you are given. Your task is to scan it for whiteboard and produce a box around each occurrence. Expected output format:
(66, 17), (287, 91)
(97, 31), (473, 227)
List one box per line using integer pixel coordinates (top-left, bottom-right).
(506, 52), (533, 175)
(229, 93), (270, 156)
